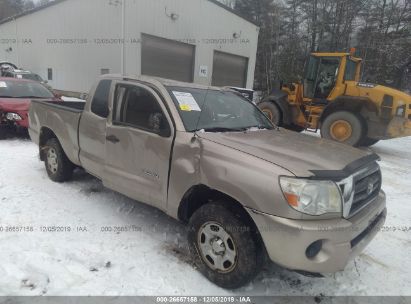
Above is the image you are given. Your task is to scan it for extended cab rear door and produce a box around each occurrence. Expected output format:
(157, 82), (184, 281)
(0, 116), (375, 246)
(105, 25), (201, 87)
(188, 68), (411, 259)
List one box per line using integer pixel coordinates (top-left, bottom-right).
(103, 81), (174, 210)
(79, 79), (112, 179)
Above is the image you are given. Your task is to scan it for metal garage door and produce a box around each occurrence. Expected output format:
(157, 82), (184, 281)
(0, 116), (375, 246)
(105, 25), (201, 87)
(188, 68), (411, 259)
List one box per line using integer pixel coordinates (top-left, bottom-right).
(141, 34), (195, 83)
(212, 51), (248, 87)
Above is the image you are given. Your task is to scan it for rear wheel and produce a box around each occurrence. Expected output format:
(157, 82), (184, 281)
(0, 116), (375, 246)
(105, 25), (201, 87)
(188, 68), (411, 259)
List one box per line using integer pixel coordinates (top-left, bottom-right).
(258, 101), (281, 126)
(285, 125), (305, 133)
(188, 202), (263, 289)
(321, 111), (364, 146)
(44, 138), (74, 182)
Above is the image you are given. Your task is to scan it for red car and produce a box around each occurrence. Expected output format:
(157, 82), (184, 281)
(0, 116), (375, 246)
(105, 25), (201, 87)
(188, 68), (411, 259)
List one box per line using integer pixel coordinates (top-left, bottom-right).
(0, 77), (61, 136)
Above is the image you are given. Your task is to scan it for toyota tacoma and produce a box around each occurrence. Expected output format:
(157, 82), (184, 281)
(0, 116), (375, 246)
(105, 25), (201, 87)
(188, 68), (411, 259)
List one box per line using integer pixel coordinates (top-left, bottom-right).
(29, 75), (387, 289)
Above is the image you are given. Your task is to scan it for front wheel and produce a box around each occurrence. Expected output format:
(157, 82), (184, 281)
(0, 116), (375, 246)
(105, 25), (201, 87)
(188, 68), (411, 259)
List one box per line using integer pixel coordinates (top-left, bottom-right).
(321, 111), (365, 146)
(258, 101), (281, 126)
(188, 202), (263, 289)
(44, 138), (74, 182)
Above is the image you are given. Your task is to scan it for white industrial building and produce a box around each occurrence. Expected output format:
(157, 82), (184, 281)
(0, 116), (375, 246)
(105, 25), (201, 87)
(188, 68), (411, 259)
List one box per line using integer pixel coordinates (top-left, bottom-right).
(0, 0), (259, 94)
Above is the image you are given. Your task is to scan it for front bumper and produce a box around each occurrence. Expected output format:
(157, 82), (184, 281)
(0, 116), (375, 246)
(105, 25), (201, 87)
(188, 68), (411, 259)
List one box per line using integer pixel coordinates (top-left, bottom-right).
(247, 191), (386, 273)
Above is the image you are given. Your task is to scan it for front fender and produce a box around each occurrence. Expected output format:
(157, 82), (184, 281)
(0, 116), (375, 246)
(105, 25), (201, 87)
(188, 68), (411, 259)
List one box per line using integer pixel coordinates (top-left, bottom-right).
(198, 139), (298, 218)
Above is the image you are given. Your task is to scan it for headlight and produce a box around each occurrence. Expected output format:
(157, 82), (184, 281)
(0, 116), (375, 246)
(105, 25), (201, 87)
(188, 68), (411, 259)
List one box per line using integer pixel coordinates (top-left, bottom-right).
(279, 177), (342, 215)
(6, 113), (22, 121)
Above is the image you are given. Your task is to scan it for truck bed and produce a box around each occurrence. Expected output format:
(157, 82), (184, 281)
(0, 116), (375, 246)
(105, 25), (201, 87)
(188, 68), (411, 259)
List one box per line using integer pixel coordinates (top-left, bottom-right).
(33, 100), (86, 112)
(29, 100), (84, 166)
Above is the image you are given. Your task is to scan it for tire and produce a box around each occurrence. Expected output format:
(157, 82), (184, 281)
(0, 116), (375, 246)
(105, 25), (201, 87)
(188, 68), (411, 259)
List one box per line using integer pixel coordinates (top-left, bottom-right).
(0, 127), (6, 140)
(44, 138), (74, 182)
(258, 101), (281, 126)
(285, 124), (305, 133)
(0, 125), (15, 139)
(321, 111), (365, 147)
(360, 137), (380, 147)
(188, 202), (263, 289)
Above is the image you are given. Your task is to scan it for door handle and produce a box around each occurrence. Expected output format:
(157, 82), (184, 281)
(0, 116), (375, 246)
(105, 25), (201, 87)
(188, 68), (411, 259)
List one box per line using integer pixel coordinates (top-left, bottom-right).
(106, 135), (120, 143)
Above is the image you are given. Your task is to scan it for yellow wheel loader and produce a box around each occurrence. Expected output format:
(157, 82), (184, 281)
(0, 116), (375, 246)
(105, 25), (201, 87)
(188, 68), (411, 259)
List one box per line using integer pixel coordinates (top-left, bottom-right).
(258, 50), (411, 146)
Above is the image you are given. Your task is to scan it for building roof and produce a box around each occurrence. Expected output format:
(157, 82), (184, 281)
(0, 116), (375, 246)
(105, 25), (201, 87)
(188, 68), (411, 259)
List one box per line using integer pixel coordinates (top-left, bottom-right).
(0, 0), (258, 27)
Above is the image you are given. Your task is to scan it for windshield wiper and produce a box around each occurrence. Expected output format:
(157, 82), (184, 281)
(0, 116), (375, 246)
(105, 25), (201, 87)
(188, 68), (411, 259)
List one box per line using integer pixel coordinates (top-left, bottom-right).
(197, 127), (248, 133)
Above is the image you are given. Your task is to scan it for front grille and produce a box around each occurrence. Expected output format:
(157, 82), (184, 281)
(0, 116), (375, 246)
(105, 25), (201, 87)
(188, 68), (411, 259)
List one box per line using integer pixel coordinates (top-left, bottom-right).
(349, 166), (382, 216)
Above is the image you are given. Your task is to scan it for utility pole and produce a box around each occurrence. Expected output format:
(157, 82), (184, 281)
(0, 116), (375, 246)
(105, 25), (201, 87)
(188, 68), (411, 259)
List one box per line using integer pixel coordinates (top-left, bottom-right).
(121, 0), (126, 75)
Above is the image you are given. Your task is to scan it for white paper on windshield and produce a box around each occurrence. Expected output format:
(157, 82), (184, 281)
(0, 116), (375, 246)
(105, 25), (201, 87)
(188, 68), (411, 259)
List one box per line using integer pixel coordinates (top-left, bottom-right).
(0, 81), (7, 88)
(173, 91), (201, 112)
(16, 75), (23, 79)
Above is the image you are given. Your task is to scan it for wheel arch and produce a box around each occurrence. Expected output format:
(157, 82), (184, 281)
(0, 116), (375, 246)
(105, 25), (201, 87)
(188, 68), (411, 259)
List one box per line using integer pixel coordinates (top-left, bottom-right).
(320, 96), (378, 125)
(178, 185), (261, 235)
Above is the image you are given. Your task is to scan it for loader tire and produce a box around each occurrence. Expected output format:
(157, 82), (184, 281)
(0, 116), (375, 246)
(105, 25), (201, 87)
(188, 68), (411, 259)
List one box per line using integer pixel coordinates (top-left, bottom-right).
(360, 137), (380, 147)
(321, 111), (364, 147)
(258, 101), (282, 126)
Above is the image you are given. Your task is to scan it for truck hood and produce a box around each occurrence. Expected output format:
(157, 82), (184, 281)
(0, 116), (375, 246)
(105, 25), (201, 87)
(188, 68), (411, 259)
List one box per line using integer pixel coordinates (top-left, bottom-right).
(198, 129), (375, 178)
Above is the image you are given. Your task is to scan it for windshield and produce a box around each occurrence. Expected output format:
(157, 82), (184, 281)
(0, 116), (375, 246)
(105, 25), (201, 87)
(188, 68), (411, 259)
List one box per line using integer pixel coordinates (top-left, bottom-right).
(0, 80), (54, 98)
(20, 73), (43, 82)
(167, 86), (274, 132)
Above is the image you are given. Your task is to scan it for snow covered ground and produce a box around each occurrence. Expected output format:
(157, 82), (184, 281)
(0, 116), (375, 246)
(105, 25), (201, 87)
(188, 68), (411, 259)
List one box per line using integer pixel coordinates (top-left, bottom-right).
(0, 134), (410, 296)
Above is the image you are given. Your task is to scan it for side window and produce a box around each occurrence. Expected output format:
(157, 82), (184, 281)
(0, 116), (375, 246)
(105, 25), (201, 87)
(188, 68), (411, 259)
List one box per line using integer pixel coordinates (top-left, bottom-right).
(344, 59), (357, 81)
(91, 79), (111, 118)
(303, 56), (320, 98)
(114, 84), (170, 135)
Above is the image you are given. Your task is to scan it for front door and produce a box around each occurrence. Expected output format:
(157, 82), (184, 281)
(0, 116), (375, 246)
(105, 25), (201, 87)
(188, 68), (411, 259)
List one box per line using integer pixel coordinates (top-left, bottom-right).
(103, 82), (174, 210)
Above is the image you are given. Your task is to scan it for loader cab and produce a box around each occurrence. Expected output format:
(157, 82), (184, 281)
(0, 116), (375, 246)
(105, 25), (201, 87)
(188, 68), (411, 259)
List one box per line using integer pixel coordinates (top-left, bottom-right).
(302, 53), (362, 101)
(303, 55), (341, 100)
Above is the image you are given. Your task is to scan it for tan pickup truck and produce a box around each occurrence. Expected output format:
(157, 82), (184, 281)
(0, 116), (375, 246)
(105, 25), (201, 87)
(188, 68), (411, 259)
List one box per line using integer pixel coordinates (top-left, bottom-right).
(29, 75), (387, 289)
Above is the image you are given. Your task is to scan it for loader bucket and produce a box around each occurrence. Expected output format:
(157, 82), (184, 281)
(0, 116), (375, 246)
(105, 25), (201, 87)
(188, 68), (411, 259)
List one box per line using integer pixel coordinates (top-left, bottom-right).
(386, 117), (411, 139)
